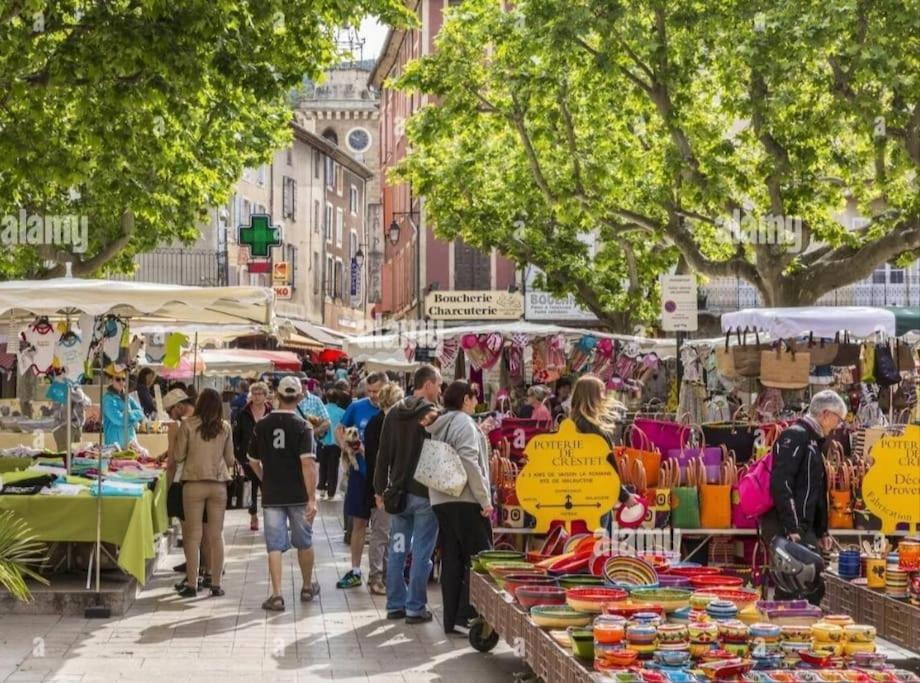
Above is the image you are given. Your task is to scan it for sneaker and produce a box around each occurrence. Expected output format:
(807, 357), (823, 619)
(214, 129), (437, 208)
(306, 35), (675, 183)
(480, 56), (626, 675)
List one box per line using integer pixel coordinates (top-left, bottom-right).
(386, 609), (406, 620)
(368, 577), (387, 595)
(406, 609), (433, 624)
(336, 570), (362, 589)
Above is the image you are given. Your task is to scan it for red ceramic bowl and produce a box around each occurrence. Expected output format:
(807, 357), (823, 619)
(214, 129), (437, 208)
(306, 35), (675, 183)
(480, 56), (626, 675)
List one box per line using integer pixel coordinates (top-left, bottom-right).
(516, 585), (566, 609)
(526, 551), (554, 564)
(604, 602), (665, 619)
(665, 566), (722, 578)
(799, 650), (834, 667)
(691, 575), (744, 589)
(590, 552), (612, 577)
(504, 573), (557, 600)
(565, 586), (628, 612)
(601, 649), (638, 667)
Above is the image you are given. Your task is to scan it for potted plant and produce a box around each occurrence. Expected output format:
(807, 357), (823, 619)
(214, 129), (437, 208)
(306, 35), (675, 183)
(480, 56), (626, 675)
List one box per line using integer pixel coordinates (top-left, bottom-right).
(0, 510), (48, 602)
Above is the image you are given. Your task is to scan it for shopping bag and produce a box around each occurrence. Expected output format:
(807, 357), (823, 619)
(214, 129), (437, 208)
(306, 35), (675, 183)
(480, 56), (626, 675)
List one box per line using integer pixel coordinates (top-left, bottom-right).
(802, 334), (839, 367)
(632, 417), (690, 455)
(487, 417), (553, 460)
(641, 488), (672, 529)
(617, 424), (662, 487)
(829, 490), (854, 529)
(715, 332), (737, 379)
(861, 342), (876, 383)
(702, 421), (758, 464)
(760, 341), (810, 390)
(731, 484), (759, 529)
(670, 487), (700, 529)
(732, 328), (768, 378)
(699, 484), (731, 529)
(874, 343), (901, 387)
(832, 332), (862, 367)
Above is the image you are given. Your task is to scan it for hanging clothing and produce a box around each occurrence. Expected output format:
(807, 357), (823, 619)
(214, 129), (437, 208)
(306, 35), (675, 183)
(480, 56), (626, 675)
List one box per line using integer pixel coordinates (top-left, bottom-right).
(163, 332), (189, 369)
(145, 333), (167, 363)
(56, 330), (86, 383)
(19, 319), (60, 375)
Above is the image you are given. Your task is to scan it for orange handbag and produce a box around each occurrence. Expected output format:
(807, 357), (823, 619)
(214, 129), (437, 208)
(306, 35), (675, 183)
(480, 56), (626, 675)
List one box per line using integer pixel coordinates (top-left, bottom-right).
(617, 424), (662, 487)
(700, 484), (732, 529)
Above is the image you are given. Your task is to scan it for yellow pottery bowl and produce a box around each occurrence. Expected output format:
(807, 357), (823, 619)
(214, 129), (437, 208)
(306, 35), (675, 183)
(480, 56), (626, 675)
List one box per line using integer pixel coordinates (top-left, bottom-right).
(811, 622), (843, 642)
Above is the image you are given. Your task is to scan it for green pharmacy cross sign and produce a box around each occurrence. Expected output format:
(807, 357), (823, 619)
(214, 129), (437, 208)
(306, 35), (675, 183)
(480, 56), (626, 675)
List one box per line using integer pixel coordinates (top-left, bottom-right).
(238, 214), (282, 258)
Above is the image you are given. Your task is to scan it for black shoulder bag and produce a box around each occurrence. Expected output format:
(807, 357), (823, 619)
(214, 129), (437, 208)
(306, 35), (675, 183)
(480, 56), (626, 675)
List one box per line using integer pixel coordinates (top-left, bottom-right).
(383, 434), (428, 515)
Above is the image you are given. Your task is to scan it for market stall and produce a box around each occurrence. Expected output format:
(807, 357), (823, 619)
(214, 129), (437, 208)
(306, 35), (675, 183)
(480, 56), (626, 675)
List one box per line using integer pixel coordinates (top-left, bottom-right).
(0, 276), (273, 607)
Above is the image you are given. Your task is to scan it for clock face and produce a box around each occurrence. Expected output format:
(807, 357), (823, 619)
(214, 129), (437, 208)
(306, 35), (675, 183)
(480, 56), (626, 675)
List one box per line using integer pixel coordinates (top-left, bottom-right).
(347, 128), (370, 152)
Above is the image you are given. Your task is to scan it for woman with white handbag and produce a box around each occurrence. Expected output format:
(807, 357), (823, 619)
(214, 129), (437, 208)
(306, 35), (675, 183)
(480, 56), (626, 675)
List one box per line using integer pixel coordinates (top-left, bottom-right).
(423, 380), (493, 635)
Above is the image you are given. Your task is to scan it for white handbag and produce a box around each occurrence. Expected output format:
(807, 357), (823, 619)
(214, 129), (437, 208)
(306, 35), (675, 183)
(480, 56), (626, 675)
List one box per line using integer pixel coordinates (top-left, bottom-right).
(413, 436), (468, 497)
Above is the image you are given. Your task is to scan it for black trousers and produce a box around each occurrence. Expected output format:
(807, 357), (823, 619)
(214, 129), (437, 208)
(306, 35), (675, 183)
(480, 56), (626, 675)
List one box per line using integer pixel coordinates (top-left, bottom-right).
(242, 464), (260, 516)
(318, 444), (341, 498)
(760, 509), (825, 606)
(434, 502), (492, 632)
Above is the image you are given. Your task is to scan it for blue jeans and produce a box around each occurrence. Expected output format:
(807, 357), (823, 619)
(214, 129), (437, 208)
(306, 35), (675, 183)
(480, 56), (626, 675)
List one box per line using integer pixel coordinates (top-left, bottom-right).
(386, 494), (439, 615)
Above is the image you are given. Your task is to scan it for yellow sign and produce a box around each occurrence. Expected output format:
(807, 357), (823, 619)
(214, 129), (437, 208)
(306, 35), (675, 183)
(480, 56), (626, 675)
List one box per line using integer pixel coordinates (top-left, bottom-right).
(515, 418), (621, 533)
(273, 261), (290, 285)
(861, 424), (920, 534)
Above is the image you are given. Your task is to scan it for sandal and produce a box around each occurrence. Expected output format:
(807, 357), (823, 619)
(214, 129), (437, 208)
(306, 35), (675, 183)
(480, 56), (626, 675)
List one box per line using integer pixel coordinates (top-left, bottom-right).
(210, 586), (225, 597)
(300, 581), (321, 602)
(261, 595), (285, 612)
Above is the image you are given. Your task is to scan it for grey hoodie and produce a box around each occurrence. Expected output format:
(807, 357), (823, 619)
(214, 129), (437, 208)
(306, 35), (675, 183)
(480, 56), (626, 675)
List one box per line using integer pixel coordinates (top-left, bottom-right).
(425, 410), (492, 508)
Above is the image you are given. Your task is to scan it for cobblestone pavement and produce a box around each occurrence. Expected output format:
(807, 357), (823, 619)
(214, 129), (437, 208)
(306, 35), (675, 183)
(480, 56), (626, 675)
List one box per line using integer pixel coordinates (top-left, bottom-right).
(0, 498), (524, 682)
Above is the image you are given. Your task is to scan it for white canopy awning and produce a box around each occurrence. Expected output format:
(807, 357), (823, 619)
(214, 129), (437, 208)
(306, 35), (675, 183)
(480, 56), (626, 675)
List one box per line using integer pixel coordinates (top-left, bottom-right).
(142, 349), (274, 378)
(721, 306), (897, 339)
(279, 318), (349, 348)
(0, 277), (273, 325)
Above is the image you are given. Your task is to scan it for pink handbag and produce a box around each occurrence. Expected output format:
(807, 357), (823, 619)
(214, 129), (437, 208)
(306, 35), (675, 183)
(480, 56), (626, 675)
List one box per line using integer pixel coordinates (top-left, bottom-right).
(734, 449), (775, 522)
(631, 417), (689, 453)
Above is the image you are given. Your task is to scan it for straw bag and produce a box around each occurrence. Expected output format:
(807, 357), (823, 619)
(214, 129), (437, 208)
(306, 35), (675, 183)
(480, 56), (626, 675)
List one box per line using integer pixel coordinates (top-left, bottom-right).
(702, 415), (758, 465)
(631, 416), (689, 453)
(671, 487), (700, 529)
(617, 425), (662, 488)
(832, 332), (862, 367)
(716, 332), (737, 379)
(732, 328), (768, 378)
(700, 484), (732, 529)
(896, 339), (917, 371)
(801, 334), (838, 367)
(760, 340), (810, 389)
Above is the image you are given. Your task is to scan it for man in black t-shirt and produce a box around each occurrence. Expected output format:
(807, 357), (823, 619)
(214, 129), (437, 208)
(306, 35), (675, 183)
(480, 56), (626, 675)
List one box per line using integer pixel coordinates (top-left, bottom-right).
(248, 376), (318, 611)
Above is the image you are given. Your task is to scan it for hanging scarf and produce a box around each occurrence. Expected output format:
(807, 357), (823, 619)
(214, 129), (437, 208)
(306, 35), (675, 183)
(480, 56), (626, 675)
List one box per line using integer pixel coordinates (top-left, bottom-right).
(507, 333), (529, 379)
(479, 333), (504, 370)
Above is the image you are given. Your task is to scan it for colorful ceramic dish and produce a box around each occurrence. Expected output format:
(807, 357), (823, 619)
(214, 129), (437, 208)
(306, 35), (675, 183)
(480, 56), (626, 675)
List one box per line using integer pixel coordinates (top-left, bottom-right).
(516, 585), (566, 609)
(626, 623), (658, 644)
(593, 615), (627, 644)
(656, 624), (689, 644)
(717, 619), (749, 642)
(844, 641), (877, 656)
(628, 587), (692, 612)
(844, 624), (877, 643)
(780, 625), (812, 641)
(603, 556), (659, 588)
(604, 602), (665, 620)
(690, 575), (744, 589)
(824, 614), (856, 628)
(472, 550), (525, 572)
(811, 622), (844, 642)
(565, 586), (628, 613)
(599, 648), (638, 667)
(691, 587), (759, 610)
(799, 650), (834, 667)
(653, 649), (690, 667)
(486, 561), (537, 582)
(665, 566), (721, 578)
(567, 626), (595, 659)
(556, 574), (605, 590)
(687, 621), (719, 643)
(529, 605), (592, 629)
(503, 573), (556, 599)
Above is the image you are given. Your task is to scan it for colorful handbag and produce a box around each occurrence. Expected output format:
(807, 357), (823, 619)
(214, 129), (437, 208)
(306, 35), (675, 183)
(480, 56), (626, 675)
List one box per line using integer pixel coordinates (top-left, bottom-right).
(732, 327), (768, 378)
(631, 416), (689, 453)
(670, 487), (700, 529)
(617, 425), (662, 487)
(700, 484), (732, 529)
(702, 421), (758, 464)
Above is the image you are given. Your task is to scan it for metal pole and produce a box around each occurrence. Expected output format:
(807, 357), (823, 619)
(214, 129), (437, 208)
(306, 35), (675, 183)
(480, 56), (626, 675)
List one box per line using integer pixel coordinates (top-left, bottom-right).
(192, 332), (199, 393)
(95, 339), (104, 593)
(65, 386), (72, 475)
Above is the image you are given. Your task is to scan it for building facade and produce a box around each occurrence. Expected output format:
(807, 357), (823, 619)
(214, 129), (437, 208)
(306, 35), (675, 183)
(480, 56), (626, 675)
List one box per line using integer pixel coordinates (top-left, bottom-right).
(369, 0), (517, 323)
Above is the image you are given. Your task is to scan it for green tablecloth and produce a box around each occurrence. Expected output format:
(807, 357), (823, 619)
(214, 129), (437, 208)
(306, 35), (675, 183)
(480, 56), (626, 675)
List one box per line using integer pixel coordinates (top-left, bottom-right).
(0, 472), (169, 585)
(0, 457), (34, 473)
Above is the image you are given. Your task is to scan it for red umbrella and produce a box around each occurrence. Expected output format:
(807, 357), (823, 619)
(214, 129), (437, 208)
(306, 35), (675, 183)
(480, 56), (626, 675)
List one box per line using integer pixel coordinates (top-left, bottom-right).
(318, 349), (347, 364)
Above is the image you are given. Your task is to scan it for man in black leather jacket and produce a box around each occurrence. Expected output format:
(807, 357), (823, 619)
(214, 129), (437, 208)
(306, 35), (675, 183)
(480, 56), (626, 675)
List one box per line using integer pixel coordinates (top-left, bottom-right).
(761, 390), (848, 603)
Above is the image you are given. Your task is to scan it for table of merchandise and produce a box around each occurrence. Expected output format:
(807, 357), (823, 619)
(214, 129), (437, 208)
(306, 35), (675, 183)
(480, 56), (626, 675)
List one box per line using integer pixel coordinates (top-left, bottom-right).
(0, 470), (168, 584)
(824, 572), (920, 651)
(0, 432), (169, 455)
(470, 570), (595, 683)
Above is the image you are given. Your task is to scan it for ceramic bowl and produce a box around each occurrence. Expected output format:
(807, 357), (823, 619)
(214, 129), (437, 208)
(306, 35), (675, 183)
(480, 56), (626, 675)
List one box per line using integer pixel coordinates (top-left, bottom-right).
(628, 587), (692, 612)
(593, 615), (627, 645)
(567, 626), (595, 659)
(780, 625), (812, 641)
(486, 561), (537, 582)
(717, 619), (749, 641)
(699, 659), (752, 681)
(723, 642), (749, 657)
(557, 574), (605, 590)
(799, 649), (834, 667)
(565, 586), (628, 613)
(824, 613), (856, 628)
(749, 623), (782, 640)
(656, 624), (689, 644)
(691, 588), (759, 611)
(689, 593), (716, 610)
(666, 566), (720, 578)
(630, 611), (663, 626)
(503, 573), (556, 600)
(626, 623), (658, 644)
(657, 574), (691, 589)
(811, 622), (844, 642)
(604, 602), (664, 620)
(691, 575), (744, 589)
(810, 640), (844, 657)
(688, 642), (711, 658)
(688, 622), (719, 643)
(653, 649), (691, 667)
(843, 641), (876, 656)
(516, 585), (566, 610)
(472, 550), (525, 572)
(603, 556), (659, 587)
(670, 607), (692, 624)
(600, 648), (638, 667)
(844, 624), (876, 643)
(530, 605), (592, 629)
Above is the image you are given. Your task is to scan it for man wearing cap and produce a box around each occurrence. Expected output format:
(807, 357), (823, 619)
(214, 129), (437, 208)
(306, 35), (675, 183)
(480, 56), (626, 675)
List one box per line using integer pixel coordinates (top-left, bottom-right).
(248, 376), (319, 611)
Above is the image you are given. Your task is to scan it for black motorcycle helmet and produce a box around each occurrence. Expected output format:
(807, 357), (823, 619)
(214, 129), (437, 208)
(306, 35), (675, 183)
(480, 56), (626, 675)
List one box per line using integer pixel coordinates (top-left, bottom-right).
(770, 537), (826, 597)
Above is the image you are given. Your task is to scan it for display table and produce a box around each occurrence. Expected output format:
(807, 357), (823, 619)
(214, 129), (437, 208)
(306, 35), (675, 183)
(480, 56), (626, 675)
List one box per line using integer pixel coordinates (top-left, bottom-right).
(0, 432), (169, 454)
(469, 570), (593, 683)
(824, 572), (920, 651)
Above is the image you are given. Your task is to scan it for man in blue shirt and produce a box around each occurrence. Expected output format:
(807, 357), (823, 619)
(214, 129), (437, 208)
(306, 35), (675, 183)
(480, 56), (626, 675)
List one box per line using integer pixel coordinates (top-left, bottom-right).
(318, 389), (347, 500)
(334, 371), (386, 589)
(297, 384), (330, 436)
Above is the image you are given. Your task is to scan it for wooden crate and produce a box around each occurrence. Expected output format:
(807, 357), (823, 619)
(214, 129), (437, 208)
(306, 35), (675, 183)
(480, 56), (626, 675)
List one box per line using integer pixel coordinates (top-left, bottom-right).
(885, 601), (912, 648)
(834, 578), (860, 618)
(912, 605), (920, 652)
(523, 618), (547, 680)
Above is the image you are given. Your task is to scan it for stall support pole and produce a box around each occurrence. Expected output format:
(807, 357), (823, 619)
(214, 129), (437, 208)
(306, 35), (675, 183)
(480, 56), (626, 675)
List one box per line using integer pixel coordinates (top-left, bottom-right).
(86, 319), (110, 619)
(675, 331), (687, 386)
(65, 387), (71, 475)
(192, 332), (199, 392)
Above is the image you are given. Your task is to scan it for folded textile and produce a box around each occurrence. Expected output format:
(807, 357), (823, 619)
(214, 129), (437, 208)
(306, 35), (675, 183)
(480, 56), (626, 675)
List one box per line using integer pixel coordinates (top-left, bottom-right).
(1, 473), (57, 495)
(40, 483), (86, 496)
(89, 480), (145, 497)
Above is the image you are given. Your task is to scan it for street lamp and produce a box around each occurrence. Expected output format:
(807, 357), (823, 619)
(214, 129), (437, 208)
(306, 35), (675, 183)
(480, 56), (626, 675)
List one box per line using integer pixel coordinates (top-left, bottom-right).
(388, 211), (420, 245)
(387, 219), (400, 245)
(355, 247), (365, 268)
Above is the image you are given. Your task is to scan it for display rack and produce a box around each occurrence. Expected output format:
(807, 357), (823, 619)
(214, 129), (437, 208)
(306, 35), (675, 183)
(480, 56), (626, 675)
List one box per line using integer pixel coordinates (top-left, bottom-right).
(824, 572), (920, 651)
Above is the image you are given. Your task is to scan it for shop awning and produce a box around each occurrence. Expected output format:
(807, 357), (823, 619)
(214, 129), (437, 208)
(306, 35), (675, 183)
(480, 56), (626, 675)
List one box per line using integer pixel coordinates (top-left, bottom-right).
(278, 333), (324, 352)
(143, 349), (274, 378)
(279, 318), (349, 348)
(885, 306), (920, 336)
(220, 349), (302, 371)
(721, 306), (896, 338)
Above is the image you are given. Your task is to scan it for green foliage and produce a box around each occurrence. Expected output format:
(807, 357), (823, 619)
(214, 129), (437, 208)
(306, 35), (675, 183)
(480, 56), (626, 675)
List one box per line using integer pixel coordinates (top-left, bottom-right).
(394, 0), (920, 323)
(0, 510), (48, 602)
(0, 0), (412, 278)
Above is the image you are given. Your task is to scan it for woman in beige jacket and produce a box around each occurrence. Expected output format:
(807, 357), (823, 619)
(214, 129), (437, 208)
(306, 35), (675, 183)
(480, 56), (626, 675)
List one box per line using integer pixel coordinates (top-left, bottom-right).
(175, 388), (235, 597)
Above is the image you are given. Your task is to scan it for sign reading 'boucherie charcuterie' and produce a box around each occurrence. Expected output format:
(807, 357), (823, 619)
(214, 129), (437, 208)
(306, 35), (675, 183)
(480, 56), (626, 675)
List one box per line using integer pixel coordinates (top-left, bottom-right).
(424, 291), (523, 320)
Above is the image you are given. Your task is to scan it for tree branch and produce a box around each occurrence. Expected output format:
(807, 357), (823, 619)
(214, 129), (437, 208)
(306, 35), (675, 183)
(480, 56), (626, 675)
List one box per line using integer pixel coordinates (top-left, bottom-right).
(44, 210), (136, 277)
(556, 82), (584, 196)
(573, 36), (652, 94)
(508, 93), (556, 203)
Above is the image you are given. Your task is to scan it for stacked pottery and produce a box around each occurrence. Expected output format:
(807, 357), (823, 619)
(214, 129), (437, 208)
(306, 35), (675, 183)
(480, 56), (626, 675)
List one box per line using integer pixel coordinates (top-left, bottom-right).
(625, 622), (658, 659)
(843, 624), (877, 656)
(886, 565), (909, 598)
(779, 625), (812, 665)
(656, 624), (689, 652)
(705, 599), (738, 621)
(717, 619), (749, 657)
(749, 623), (782, 655)
(898, 540), (920, 572)
(688, 592), (713, 622)
(811, 622), (844, 656)
(688, 621), (718, 659)
(838, 549), (861, 580)
(593, 615), (628, 671)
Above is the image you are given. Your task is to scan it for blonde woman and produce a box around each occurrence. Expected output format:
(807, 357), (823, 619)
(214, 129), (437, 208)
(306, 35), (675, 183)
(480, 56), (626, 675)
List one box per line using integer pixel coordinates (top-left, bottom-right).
(569, 374), (640, 508)
(232, 381), (272, 531)
(345, 382), (404, 595)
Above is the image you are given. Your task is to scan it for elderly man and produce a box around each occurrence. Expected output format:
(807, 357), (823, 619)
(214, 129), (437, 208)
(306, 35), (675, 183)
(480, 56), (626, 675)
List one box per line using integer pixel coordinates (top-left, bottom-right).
(762, 390), (848, 604)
